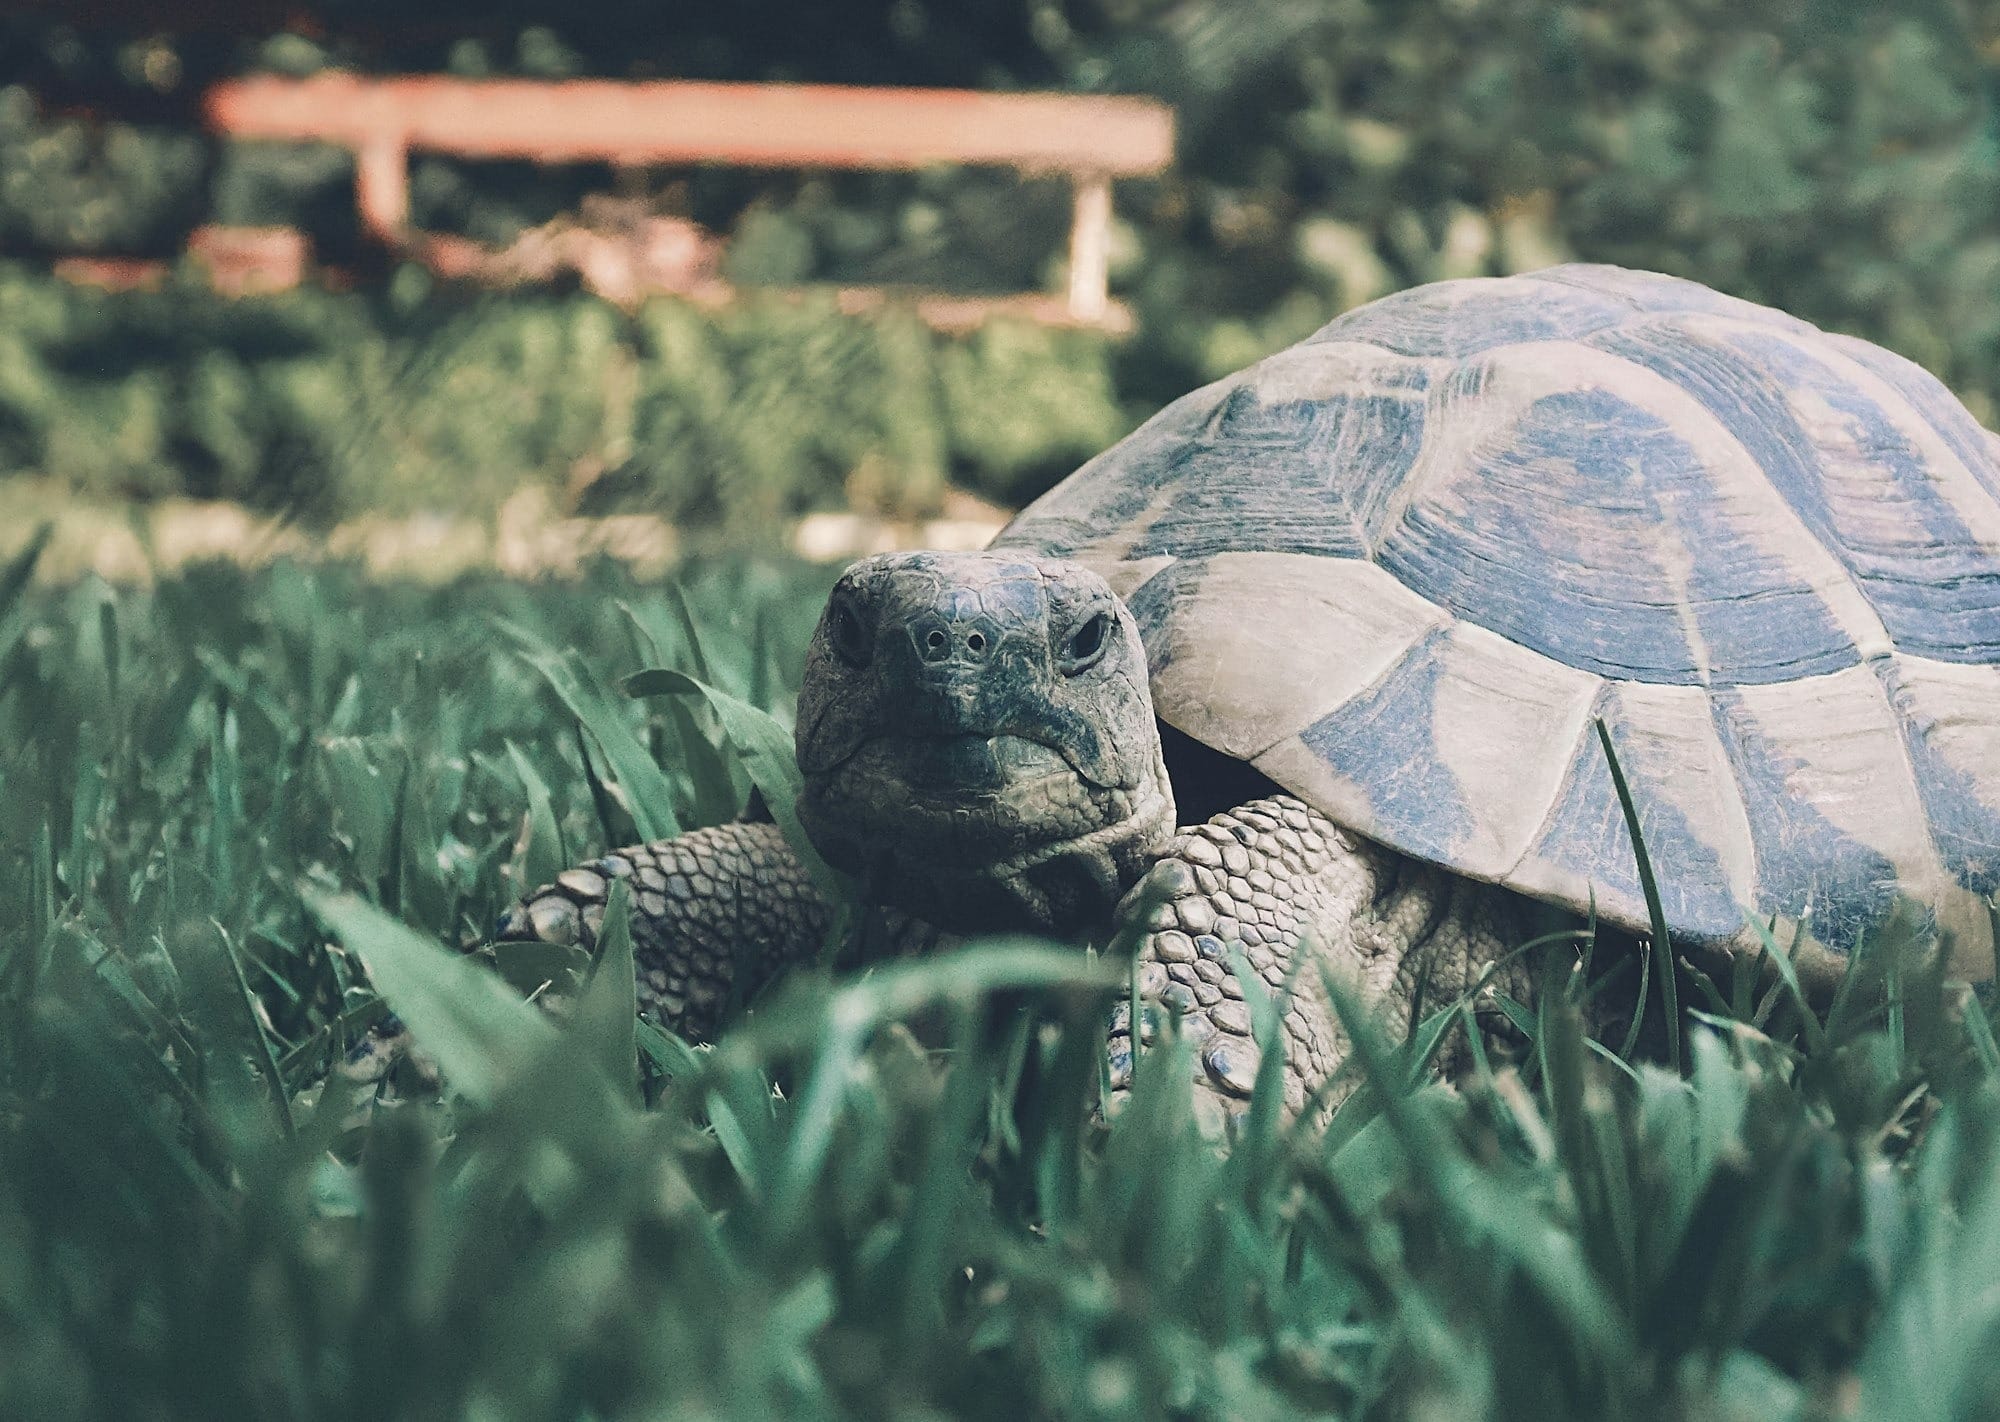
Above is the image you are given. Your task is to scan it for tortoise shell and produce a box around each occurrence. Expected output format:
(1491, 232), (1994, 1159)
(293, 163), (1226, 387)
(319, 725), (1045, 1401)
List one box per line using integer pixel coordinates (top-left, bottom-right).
(995, 264), (2000, 978)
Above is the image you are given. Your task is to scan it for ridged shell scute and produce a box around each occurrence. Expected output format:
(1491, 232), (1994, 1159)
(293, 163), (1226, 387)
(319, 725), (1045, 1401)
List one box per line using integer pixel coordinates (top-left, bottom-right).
(996, 265), (2000, 972)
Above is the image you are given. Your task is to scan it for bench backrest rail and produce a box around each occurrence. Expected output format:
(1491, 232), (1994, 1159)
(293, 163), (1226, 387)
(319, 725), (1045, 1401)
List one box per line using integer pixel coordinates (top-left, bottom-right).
(205, 75), (1174, 324)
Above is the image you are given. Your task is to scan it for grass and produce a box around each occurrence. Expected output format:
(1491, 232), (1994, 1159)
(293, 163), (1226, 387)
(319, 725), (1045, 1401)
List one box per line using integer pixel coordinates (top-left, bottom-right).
(1, 548), (1998, 1420)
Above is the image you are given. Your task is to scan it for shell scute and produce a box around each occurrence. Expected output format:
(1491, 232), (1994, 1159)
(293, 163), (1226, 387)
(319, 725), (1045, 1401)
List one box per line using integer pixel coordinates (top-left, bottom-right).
(1509, 682), (1752, 945)
(1306, 270), (1634, 357)
(1124, 347), (1433, 563)
(1592, 318), (2000, 663)
(1374, 374), (1862, 684)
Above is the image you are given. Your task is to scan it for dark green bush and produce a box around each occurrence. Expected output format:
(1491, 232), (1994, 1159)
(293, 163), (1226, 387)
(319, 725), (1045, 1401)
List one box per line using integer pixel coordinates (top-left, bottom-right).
(0, 264), (1127, 527)
(0, 86), (207, 255)
(1094, 0), (2000, 420)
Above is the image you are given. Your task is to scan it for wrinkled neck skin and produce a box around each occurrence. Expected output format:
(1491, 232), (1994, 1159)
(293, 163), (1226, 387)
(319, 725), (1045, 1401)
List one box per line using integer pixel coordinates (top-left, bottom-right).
(795, 551), (1176, 936)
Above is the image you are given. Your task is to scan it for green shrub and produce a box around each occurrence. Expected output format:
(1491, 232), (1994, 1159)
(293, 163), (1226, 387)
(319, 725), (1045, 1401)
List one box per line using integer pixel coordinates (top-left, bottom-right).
(0, 264), (1128, 527)
(939, 319), (1129, 507)
(0, 86), (207, 254)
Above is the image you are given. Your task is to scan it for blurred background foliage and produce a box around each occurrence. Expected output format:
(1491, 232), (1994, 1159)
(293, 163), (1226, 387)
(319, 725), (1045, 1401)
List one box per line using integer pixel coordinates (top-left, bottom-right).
(0, 0), (1995, 530)
(0, 265), (1122, 524)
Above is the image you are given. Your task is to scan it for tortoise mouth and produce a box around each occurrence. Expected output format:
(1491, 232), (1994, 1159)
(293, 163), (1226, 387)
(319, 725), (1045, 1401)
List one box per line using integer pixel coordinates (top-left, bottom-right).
(800, 731), (1111, 866)
(860, 731), (1075, 800)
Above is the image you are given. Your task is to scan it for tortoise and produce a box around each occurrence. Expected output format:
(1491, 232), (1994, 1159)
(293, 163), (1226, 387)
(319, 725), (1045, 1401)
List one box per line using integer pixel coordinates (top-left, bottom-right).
(500, 263), (2000, 1121)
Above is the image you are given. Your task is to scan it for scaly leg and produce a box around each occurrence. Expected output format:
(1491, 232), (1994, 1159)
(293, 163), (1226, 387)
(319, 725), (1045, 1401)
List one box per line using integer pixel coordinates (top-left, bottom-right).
(499, 822), (828, 1040)
(1108, 795), (1527, 1132)
(495, 821), (947, 1040)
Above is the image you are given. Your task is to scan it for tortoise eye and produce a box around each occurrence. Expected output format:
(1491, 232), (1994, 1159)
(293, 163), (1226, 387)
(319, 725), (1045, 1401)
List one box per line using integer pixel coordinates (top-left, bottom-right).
(827, 600), (870, 667)
(1061, 611), (1113, 674)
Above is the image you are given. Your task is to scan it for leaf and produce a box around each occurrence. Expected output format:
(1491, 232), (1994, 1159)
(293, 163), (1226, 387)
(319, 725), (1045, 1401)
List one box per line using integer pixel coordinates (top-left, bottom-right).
(305, 889), (557, 1107)
(503, 738), (566, 891)
(573, 879), (640, 1101)
(500, 620), (680, 842)
(623, 666), (852, 903)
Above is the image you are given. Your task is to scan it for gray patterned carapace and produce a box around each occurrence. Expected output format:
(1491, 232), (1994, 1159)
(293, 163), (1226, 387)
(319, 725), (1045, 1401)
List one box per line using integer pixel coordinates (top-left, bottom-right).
(996, 264), (2000, 972)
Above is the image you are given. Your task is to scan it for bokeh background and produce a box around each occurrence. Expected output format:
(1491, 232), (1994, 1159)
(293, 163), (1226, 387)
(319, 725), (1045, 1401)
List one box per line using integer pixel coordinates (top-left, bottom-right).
(3, 0), (1997, 553)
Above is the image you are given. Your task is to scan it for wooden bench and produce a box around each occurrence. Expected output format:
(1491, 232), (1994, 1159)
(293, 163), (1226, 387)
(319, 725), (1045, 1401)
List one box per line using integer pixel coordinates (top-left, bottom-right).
(203, 75), (1174, 326)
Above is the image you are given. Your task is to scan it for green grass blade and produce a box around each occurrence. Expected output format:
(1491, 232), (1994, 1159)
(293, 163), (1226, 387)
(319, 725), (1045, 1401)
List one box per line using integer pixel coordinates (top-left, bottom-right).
(574, 879), (640, 1101)
(1616, 935), (1652, 1062)
(0, 521), (52, 620)
(665, 581), (721, 686)
(663, 692), (747, 827)
(210, 919), (295, 1137)
(1318, 957), (1633, 1367)
(1741, 912), (1826, 1055)
(573, 721), (636, 848)
(501, 620), (681, 841)
(625, 666), (852, 904)
(305, 889), (558, 1107)
(768, 1016), (866, 1230)
(1595, 718), (1682, 1075)
(636, 1018), (704, 1080)
(502, 738), (567, 891)
(1962, 990), (2000, 1081)
(97, 591), (120, 705)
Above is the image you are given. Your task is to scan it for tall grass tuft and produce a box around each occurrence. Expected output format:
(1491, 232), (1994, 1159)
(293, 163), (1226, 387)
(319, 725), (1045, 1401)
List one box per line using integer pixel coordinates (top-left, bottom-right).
(1, 554), (1996, 1419)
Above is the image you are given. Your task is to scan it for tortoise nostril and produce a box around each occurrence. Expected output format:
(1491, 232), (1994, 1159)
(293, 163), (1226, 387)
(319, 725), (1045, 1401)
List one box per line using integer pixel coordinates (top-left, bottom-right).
(915, 615), (995, 664)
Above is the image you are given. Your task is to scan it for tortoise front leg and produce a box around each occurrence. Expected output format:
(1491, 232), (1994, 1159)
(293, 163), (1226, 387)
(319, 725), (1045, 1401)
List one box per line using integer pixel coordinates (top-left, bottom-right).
(341, 825), (843, 1094)
(498, 821), (855, 1041)
(1109, 796), (1526, 1131)
(347, 823), (952, 1093)
(501, 824), (996, 1042)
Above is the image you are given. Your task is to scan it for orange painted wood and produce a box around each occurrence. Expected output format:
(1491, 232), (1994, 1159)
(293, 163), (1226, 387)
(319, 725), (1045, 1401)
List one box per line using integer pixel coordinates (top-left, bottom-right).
(203, 75), (1174, 176)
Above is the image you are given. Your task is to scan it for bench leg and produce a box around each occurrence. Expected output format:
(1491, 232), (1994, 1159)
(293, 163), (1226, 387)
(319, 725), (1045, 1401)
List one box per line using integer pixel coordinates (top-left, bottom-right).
(1067, 171), (1111, 324)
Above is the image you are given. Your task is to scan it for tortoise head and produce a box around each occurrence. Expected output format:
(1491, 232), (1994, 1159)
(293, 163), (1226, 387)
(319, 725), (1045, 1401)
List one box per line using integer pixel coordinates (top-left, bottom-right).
(795, 551), (1176, 934)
